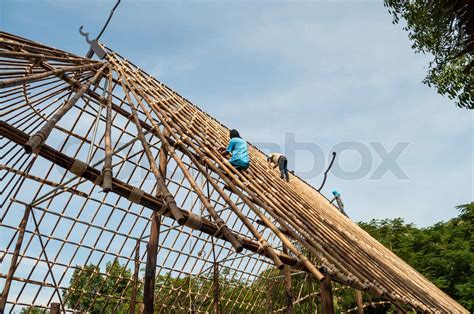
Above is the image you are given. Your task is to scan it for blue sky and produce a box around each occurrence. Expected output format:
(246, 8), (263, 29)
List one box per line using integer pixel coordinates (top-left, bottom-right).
(2, 0), (472, 226)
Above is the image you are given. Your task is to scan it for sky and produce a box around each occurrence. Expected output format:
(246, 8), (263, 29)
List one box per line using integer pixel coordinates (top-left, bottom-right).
(1, 0), (473, 227)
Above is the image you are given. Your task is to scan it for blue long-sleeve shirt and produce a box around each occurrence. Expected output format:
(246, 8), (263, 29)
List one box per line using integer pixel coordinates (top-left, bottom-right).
(226, 138), (250, 168)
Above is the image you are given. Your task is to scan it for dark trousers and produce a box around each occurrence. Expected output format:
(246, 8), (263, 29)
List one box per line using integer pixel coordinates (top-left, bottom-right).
(278, 156), (289, 181)
(229, 161), (249, 171)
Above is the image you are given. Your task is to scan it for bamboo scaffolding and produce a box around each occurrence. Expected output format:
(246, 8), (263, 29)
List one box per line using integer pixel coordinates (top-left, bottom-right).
(0, 121), (304, 269)
(0, 32), (468, 313)
(135, 71), (450, 312)
(110, 57), (457, 311)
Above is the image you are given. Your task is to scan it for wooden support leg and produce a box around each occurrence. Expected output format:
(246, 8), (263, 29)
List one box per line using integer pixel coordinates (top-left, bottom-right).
(213, 261), (219, 314)
(0, 205), (32, 311)
(282, 246), (294, 314)
(320, 276), (335, 314)
(355, 289), (364, 314)
(50, 302), (60, 314)
(143, 212), (161, 314)
(131, 240), (140, 314)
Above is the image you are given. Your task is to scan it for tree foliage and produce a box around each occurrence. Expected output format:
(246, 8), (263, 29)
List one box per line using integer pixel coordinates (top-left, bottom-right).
(63, 260), (138, 313)
(56, 204), (472, 312)
(384, 0), (473, 108)
(359, 202), (474, 311)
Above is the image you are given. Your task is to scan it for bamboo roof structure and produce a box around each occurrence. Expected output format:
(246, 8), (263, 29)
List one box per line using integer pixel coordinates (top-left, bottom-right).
(0, 31), (468, 313)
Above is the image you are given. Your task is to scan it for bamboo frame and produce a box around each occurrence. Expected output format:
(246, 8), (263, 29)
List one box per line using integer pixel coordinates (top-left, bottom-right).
(0, 31), (468, 313)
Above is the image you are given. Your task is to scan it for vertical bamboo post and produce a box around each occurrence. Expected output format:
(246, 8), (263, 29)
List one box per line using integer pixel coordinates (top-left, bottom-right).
(143, 212), (161, 313)
(131, 240), (140, 314)
(213, 261), (219, 314)
(320, 276), (335, 314)
(282, 245), (294, 314)
(102, 69), (114, 192)
(0, 205), (32, 311)
(50, 302), (60, 314)
(309, 276), (313, 314)
(355, 289), (364, 314)
(158, 132), (168, 178)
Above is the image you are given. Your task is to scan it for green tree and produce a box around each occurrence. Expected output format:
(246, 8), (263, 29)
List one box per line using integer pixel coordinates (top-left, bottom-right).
(20, 306), (45, 314)
(63, 260), (137, 313)
(384, 0), (473, 108)
(359, 202), (473, 311)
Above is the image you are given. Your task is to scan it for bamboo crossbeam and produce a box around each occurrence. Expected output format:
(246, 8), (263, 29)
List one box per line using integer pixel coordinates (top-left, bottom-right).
(0, 63), (100, 89)
(0, 165), (88, 198)
(0, 49), (94, 62)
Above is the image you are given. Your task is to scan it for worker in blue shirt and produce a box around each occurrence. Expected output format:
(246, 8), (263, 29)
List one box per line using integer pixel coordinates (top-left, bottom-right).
(218, 129), (250, 171)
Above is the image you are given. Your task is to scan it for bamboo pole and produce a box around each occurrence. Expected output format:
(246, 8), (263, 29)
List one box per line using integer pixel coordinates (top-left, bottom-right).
(50, 302), (60, 314)
(149, 86), (431, 307)
(99, 89), (363, 289)
(320, 276), (335, 314)
(143, 212), (161, 314)
(102, 69), (114, 192)
(213, 261), (219, 314)
(115, 70), (336, 279)
(355, 290), (364, 314)
(282, 245), (294, 314)
(0, 205), (32, 311)
(145, 100), (324, 278)
(131, 240), (140, 314)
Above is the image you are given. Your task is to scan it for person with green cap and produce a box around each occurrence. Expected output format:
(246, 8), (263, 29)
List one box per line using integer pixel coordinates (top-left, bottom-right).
(330, 190), (348, 217)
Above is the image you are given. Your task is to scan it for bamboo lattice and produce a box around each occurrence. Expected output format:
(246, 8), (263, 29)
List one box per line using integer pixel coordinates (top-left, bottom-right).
(0, 31), (468, 313)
